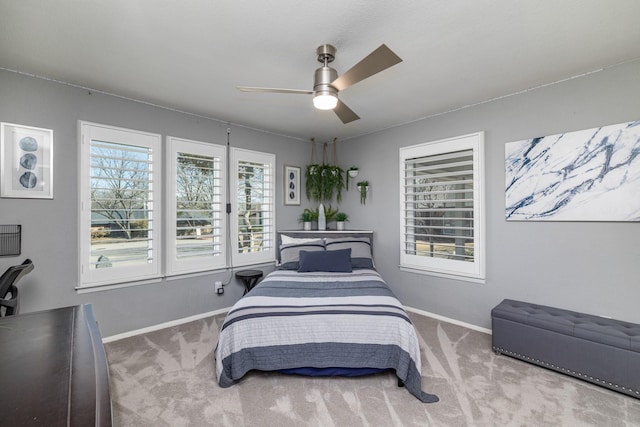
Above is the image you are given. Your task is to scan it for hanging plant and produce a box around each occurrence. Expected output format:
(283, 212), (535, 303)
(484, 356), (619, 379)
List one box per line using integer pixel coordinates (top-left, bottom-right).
(357, 180), (369, 205)
(304, 138), (345, 204)
(328, 165), (345, 202)
(346, 166), (358, 190)
(305, 164), (345, 203)
(305, 164), (322, 201)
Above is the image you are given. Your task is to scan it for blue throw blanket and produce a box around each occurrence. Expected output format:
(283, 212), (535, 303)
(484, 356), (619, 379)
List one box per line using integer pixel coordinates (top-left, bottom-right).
(215, 269), (439, 403)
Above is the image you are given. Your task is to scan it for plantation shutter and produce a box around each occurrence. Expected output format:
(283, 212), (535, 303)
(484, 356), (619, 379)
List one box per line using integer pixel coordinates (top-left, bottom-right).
(80, 121), (161, 288)
(175, 152), (222, 257)
(166, 137), (226, 275)
(231, 148), (276, 266)
(399, 132), (485, 280)
(402, 149), (475, 261)
(90, 140), (156, 267)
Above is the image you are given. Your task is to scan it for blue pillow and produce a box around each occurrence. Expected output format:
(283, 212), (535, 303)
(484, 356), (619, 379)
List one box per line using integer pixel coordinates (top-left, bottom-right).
(298, 248), (352, 273)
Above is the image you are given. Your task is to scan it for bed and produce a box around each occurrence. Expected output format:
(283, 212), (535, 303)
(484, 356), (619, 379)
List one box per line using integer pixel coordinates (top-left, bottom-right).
(214, 231), (438, 403)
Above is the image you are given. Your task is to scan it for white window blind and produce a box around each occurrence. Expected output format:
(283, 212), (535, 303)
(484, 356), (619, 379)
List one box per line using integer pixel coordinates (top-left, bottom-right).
(231, 148), (275, 266)
(79, 121), (161, 287)
(166, 137), (226, 274)
(400, 132), (485, 280)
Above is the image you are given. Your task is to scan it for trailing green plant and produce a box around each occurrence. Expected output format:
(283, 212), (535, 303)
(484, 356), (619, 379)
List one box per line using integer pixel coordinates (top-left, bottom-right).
(305, 164), (345, 203)
(357, 180), (369, 205)
(329, 165), (345, 202)
(305, 164), (322, 201)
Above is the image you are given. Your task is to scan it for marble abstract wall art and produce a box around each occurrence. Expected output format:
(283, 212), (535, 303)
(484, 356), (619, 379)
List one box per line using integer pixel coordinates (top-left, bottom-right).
(1, 122), (53, 199)
(505, 120), (640, 221)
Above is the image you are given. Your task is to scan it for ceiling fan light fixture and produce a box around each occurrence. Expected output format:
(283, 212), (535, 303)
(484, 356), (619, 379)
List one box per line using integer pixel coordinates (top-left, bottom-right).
(313, 92), (338, 110)
(238, 43), (402, 123)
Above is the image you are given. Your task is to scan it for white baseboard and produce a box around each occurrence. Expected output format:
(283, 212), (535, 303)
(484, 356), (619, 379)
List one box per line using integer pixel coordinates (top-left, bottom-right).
(404, 306), (492, 335)
(103, 305), (491, 343)
(102, 307), (231, 343)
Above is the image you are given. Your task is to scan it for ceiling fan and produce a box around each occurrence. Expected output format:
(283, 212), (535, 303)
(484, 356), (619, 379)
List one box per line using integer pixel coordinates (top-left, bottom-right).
(237, 44), (402, 124)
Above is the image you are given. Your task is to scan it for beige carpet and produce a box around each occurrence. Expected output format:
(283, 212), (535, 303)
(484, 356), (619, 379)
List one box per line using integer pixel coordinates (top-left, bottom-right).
(105, 312), (640, 426)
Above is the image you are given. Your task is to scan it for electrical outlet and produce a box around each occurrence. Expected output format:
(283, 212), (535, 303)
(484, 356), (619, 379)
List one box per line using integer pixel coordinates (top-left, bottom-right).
(215, 281), (224, 295)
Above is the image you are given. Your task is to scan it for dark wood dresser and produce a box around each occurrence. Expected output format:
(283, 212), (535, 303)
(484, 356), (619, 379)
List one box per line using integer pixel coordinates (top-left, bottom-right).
(0, 304), (112, 426)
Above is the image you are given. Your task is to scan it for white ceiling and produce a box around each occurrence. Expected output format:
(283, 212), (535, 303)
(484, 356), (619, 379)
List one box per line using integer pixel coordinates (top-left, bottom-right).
(2, 1), (640, 141)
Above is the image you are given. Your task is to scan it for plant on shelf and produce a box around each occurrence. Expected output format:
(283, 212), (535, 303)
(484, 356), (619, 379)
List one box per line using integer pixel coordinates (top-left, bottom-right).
(357, 180), (369, 205)
(300, 209), (318, 231)
(323, 205), (338, 222)
(300, 206), (339, 230)
(335, 212), (349, 231)
(335, 212), (349, 222)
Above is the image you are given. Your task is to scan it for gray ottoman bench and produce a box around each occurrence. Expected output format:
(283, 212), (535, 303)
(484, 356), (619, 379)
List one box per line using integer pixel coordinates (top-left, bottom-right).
(492, 299), (640, 398)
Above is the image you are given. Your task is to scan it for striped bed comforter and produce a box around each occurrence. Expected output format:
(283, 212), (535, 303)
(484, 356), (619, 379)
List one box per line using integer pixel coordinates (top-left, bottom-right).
(214, 269), (439, 403)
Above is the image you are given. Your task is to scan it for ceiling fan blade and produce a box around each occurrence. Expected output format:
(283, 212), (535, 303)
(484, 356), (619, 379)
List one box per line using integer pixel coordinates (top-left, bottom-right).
(334, 99), (360, 124)
(237, 86), (313, 95)
(331, 44), (402, 91)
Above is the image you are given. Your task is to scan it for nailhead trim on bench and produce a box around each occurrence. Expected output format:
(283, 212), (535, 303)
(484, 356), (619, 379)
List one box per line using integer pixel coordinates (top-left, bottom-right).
(493, 346), (640, 396)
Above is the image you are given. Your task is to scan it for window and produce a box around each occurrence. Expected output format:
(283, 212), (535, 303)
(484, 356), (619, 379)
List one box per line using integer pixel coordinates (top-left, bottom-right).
(79, 122), (276, 289)
(399, 132), (485, 281)
(79, 121), (162, 287)
(166, 137), (226, 275)
(230, 148), (275, 266)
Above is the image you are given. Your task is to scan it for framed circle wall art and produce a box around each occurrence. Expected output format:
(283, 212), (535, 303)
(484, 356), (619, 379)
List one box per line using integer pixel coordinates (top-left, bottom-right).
(1, 122), (53, 199)
(284, 165), (300, 205)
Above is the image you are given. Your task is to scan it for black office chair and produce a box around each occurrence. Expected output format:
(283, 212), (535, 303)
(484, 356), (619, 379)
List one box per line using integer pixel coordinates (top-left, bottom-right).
(0, 259), (34, 317)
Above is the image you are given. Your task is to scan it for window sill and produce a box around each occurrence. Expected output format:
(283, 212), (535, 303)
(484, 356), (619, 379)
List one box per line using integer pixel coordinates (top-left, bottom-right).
(76, 262), (276, 293)
(76, 277), (163, 294)
(165, 267), (230, 281)
(399, 265), (486, 284)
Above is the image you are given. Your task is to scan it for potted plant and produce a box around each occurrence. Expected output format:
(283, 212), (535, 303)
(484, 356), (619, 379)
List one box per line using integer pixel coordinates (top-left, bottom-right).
(335, 212), (349, 230)
(300, 209), (317, 231)
(357, 180), (369, 205)
(305, 164), (345, 203)
(305, 164), (322, 201)
(322, 205), (338, 222)
(346, 166), (358, 190)
(330, 165), (345, 202)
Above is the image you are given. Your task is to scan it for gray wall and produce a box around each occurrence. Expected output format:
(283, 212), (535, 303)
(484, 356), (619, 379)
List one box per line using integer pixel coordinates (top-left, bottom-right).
(338, 59), (640, 329)
(2, 59), (639, 336)
(0, 70), (311, 336)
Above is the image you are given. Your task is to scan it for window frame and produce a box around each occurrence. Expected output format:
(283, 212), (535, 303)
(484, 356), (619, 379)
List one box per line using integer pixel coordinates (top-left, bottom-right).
(399, 131), (485, 282)
(165, 136), (227, 276)
(78, 121), (162, 288)
(230, 147), (276, 267)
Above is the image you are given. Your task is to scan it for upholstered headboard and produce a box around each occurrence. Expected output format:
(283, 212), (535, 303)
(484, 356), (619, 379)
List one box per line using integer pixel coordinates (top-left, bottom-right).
(276, 230), (374, 264)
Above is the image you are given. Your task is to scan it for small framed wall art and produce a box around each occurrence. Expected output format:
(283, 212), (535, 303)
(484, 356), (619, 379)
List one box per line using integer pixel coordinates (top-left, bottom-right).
(1, 122), (54, 199)
(284, 165), (301, 205)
